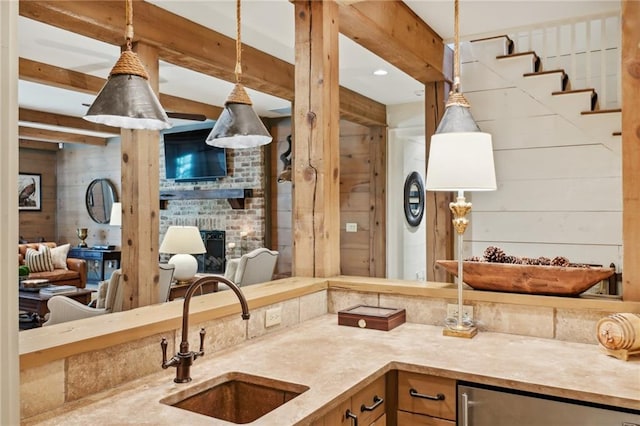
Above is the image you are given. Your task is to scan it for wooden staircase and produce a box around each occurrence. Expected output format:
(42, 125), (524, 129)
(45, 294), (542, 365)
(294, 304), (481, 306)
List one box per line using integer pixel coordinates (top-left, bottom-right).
(465, 35), (621, 145)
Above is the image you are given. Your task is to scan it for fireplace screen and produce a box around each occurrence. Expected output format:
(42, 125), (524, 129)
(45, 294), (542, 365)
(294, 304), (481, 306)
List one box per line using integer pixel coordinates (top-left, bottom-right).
(196, 230), (226, 274)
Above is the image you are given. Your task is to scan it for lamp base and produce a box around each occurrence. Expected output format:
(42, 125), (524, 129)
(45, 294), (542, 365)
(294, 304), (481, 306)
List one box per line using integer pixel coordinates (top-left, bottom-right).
(168, 253), (199, 283)
(443, 325), (478, 339)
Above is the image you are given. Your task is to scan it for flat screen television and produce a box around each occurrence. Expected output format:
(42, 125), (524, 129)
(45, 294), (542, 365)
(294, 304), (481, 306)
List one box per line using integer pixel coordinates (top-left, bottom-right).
(163, 127), (227, 181)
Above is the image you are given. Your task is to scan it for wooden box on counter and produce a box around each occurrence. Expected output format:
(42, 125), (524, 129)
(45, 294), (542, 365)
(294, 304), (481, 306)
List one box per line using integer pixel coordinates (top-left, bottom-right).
(338, 305), (406, 331)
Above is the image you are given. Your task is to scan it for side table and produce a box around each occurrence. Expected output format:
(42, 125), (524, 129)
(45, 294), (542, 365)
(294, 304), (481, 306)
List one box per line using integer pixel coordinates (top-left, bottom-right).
(68, 247), (121, 288)
(19, 287), (93, 326)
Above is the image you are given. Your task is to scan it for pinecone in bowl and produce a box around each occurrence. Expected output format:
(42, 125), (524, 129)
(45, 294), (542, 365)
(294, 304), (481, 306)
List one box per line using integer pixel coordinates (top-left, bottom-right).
(551, 256), (570, 267)
(483, 246), (506, 263)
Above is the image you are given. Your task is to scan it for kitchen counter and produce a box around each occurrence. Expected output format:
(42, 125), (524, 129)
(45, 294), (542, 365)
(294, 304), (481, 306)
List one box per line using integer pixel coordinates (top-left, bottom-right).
(23, 314), (640, 425)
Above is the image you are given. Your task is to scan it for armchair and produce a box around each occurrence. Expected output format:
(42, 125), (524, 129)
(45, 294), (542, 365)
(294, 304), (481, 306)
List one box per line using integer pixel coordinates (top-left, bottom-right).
(224, 248), (278, 287)
(43, 269), (124, 326)
(157, 263), (176, 303)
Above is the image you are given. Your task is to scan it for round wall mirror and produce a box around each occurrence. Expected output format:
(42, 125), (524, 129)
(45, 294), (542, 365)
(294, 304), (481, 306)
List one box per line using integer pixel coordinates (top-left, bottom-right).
(86, 179), (117, 224)
(403, 171), (425, 227)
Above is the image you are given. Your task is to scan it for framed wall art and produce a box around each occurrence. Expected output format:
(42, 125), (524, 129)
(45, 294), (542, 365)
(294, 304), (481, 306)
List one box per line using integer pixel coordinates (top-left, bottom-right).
(18, 173), (42, 211)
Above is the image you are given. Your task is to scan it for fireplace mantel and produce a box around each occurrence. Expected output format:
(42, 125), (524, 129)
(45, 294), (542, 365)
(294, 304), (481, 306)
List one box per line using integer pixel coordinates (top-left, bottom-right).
(159, 188), (254, 209)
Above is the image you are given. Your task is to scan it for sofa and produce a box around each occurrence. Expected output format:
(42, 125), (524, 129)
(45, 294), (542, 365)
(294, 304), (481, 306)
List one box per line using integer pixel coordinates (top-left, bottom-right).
(18, 243), (87, 288)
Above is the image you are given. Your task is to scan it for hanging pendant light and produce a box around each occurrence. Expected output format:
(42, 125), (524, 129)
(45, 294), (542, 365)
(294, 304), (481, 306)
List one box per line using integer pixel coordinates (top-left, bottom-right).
(425, 0), (497, 339)
(435, 0), (482, 135)
(83, 0), (171, 130)
(206, 0), (272, 149)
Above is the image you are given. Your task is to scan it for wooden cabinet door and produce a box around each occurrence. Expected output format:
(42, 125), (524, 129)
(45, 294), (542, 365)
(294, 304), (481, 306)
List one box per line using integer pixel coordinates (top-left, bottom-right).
(351, 376), (386, 426)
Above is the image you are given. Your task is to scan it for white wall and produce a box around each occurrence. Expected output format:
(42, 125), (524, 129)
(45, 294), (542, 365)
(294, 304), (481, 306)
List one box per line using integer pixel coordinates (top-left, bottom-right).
(462, 38), (622, 272)
(386, 102), (426, 280)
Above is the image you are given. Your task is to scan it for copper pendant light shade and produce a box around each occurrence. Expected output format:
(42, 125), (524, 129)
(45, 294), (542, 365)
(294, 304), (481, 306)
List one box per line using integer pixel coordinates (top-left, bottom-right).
(83, 0), (171, 130)
(206, 84), (272, 148)
(206, 0), (272, 149)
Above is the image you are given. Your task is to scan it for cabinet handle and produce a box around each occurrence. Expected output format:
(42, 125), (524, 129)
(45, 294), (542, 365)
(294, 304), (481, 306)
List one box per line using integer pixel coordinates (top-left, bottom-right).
(345, 409), (358, 426)
(461, 392), (469, 426)
(409, 388), (445, 401)
(360, 395), (384, 412)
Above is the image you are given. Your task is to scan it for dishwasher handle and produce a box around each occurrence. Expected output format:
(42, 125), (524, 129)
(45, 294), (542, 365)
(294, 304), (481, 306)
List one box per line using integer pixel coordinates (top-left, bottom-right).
(461, 392), (469, 426)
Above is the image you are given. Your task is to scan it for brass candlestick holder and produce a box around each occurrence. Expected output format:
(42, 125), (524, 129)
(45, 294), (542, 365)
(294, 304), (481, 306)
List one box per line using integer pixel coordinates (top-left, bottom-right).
(76, 227), (88, 248)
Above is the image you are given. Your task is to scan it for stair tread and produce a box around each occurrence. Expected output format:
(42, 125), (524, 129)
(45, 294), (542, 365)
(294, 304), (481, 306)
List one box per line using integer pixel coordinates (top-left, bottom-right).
(552, 88), (596, 96)
(496, 51), (539, 60)
(581, 108), (622, 115)
(470, 34), (512, 43)
(523, 69), (566, 77)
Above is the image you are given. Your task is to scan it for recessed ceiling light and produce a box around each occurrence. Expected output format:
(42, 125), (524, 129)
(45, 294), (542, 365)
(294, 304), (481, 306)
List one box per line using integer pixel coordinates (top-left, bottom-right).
(373, 69), (388, 76)
(414, 89), (425, 97)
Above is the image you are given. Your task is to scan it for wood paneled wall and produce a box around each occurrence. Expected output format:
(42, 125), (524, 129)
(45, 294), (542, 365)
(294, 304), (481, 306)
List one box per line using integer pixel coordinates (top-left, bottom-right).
(269, 117), (293, 278)
(340, 121), (377, 276)
(269, 118), (386, 278)
(18, 148), (57, 242)
(56, 141), (121, 248)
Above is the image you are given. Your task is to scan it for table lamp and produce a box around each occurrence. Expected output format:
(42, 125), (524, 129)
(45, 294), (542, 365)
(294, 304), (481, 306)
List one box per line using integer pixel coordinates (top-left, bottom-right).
(425, 0), (496, 339)
(109, 202), (122, 226)
(159, 226), (206, 284)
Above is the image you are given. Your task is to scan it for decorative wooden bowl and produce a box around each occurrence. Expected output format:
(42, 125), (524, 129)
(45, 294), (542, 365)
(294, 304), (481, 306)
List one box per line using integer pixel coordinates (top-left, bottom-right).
(436, 260), (615, 296)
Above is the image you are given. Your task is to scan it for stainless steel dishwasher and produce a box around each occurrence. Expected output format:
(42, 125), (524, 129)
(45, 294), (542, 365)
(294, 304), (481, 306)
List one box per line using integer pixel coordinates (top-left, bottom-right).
(458, 382), (640, 426)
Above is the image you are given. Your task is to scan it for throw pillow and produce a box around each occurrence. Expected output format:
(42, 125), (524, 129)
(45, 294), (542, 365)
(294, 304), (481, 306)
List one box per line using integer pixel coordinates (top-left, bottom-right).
(50, 243), (70, 270)
(25, 245), (54, 273)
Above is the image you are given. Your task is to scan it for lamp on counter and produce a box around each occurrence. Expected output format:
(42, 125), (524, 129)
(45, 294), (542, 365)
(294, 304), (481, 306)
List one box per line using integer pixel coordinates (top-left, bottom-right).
(205, 0), (272, 149)
(109, 202), (122, 227)
(159, 226), (206, 284)
(83, 0), (171, 130)
(425, 0), (497, 339)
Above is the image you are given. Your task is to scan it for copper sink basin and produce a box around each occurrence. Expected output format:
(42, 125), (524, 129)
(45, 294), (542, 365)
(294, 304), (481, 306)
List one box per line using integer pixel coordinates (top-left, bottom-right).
(160, 372), (309, 424)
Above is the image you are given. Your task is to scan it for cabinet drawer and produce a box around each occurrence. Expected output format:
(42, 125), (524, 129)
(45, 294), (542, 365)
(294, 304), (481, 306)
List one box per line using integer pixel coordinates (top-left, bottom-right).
(397, 371), (456, 420)
(397, 410), (455, 426)
(69, 249), (102, 260)
(352, 375), (386, 426)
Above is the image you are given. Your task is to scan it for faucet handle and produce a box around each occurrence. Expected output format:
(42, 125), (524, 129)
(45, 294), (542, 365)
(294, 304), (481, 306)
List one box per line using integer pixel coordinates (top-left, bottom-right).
(197, 328), (206, 357)
(161, 337), (169, 368)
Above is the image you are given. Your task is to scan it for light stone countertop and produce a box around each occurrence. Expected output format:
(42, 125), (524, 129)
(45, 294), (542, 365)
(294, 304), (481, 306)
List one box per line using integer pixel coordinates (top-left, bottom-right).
(24, 315), (640, 425)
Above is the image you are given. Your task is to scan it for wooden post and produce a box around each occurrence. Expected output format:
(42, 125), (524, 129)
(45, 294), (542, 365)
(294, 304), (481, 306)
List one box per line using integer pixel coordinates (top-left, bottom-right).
(120, 42), (161, 309)
(369, 126), (386, 277)
(425, 81), (453, 282)
(292, 0), (341, 277)
(622, 0), (640, 302)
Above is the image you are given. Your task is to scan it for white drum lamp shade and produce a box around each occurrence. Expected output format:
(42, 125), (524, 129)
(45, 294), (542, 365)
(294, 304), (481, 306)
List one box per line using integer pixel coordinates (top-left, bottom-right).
(426, 132), (496, 192)
(159, 226), (206, 283)
(109, 202), (122, 226)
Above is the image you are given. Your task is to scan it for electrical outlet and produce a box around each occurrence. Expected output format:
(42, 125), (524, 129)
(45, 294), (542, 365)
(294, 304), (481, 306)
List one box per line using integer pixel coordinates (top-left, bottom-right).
(446, 304), (474, 321)
(346, 223), (358, 232)
(265, 306), (282, 328)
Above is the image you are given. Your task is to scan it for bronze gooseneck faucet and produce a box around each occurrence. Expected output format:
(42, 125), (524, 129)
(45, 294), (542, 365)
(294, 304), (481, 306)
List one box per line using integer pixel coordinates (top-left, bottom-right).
(161, 275), (250, 383)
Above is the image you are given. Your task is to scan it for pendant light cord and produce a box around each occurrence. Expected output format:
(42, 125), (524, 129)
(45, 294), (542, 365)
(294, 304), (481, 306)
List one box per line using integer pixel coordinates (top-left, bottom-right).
(235, 0), (242, 84)
(125, 0), (134, 50)
(453, 0), (460, 93)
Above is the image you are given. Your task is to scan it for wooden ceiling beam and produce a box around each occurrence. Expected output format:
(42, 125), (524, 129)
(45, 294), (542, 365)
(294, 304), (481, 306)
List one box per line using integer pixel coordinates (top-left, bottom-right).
(18, 126), (107, 146)
(160, 94), (223, 122)
(19, 0), (386, 127)
(337, 0), (453, 84)
(19, 57), (103, 94)
(19, 108), (116, 135)
(340, 87), (386, 127)
(18, 139), (60, 152)
(19, 58), (222, 120)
